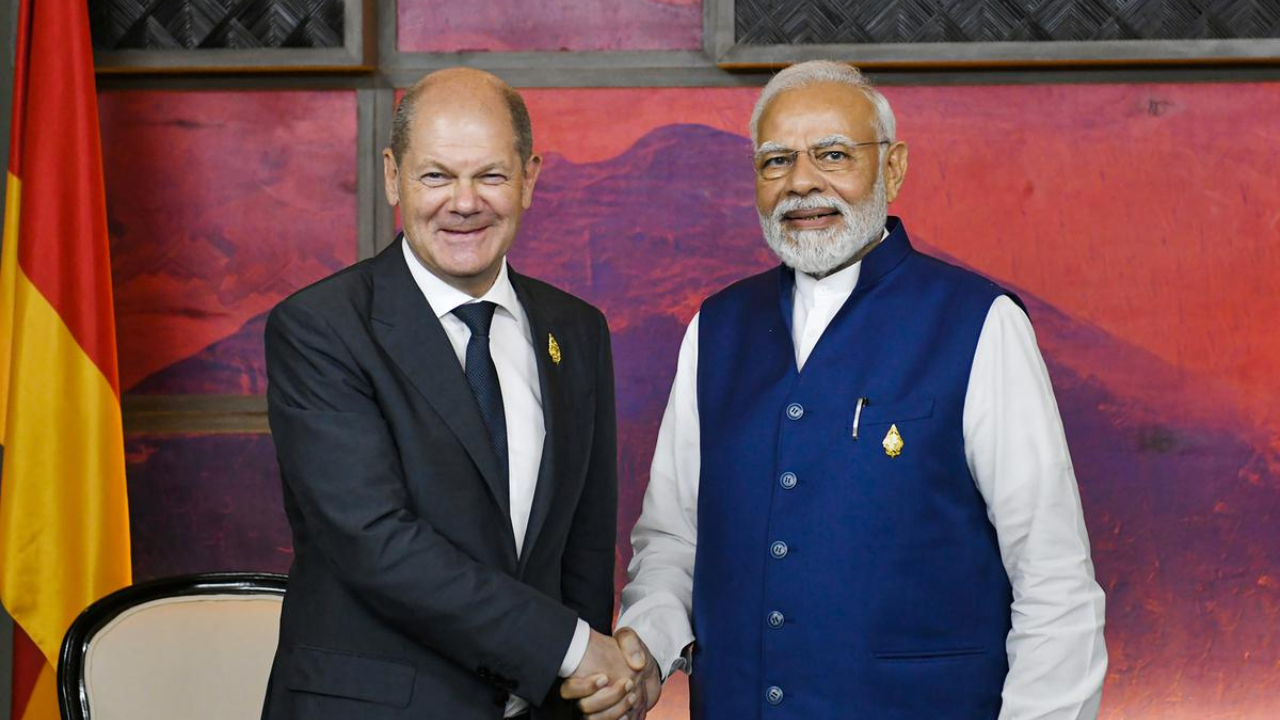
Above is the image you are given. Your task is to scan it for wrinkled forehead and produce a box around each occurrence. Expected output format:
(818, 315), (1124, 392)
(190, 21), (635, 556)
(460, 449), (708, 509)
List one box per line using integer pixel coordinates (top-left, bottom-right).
(755, 84), (878, 149)
(406, 101), (520, 163)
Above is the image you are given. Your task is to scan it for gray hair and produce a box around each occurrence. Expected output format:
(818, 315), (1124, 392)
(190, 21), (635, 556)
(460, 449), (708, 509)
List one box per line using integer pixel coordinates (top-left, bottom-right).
(749, 61), (896, 147)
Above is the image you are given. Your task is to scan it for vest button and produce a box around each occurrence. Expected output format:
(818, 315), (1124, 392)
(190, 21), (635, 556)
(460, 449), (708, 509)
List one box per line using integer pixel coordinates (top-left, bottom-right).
(767, 611), (785, 628)
(770, 541), (788, 559)
(766, 685), (784, 705)
(785, 403), (804, 420)
(779, 472), (797, 489)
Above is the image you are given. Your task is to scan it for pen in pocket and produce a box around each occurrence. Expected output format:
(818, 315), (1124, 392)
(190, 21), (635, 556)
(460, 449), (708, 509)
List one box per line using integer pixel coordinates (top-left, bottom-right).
(853, 397), (869, 440)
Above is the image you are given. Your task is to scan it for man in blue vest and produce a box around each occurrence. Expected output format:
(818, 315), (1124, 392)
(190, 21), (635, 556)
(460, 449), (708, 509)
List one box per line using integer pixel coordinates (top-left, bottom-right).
(564, 61), (1107, 720)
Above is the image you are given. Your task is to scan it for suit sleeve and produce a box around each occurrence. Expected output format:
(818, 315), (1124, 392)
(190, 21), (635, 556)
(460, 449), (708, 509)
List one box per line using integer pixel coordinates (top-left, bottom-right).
(265, 299), (578, 704)
(559, 309), (619, 635)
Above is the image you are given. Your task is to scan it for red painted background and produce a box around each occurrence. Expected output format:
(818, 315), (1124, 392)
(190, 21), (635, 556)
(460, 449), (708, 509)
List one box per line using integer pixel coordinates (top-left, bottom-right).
(100, 83), (1280, 719)
(97, 90), (357, 394)
(397, 0), (702, 52)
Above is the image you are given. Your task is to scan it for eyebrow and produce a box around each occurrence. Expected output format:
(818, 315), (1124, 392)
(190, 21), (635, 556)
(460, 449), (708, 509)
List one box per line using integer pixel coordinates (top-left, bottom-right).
(417, 158), (512, 175)
(811, 134), (856, 148)
(754, 135), (858, 157)
(754, 141), (790, 156)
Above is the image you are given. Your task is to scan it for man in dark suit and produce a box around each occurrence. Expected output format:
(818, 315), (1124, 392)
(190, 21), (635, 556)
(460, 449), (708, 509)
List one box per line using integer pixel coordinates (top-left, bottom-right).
(261, 68), (641, 720)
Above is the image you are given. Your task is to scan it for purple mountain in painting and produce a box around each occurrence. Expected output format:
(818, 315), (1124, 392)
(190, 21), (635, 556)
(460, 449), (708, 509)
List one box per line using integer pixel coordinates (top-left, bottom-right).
(131, 313), (270, 394)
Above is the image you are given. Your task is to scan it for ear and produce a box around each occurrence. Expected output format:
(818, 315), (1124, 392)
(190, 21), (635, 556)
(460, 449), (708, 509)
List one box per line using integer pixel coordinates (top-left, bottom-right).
(883, 141), (908, 203)
(520, 154), (543, 209)
(382, 148), (401, 206)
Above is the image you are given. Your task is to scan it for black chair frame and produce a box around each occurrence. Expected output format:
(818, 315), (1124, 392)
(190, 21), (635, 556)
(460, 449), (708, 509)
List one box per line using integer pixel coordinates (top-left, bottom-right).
(57, 571), (287, 720)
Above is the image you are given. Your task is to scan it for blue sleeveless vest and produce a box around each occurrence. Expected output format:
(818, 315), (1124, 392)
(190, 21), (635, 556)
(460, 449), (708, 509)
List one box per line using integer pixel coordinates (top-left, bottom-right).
(691, 218), (1016, 720)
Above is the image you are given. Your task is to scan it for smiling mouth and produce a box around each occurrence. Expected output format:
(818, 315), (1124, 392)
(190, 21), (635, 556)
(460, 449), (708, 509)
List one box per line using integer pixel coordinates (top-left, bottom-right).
(783, 209), (842, 221)
(439, 226), (490, 237)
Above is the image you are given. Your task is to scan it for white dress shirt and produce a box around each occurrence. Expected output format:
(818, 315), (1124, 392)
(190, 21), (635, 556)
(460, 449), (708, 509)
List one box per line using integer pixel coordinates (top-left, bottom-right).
(403, 242), (590, 716)
(617, 240), (1108, 719)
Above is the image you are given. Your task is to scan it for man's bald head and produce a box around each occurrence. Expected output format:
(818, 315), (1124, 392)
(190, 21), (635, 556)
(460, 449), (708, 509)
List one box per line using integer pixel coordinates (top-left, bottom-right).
(390, 68), (533, 166)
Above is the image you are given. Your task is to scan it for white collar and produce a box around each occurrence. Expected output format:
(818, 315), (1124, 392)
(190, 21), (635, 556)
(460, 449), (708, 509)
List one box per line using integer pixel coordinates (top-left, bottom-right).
(402, 239), (522, 322)
(793, 227), (889, 304)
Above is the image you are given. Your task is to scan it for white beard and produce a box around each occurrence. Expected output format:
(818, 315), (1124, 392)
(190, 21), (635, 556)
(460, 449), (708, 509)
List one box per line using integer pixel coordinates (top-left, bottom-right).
(759, 172), (888, 277)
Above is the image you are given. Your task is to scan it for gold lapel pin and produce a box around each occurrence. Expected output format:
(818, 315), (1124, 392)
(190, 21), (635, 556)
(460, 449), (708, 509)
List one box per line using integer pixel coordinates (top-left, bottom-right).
(883, 424), (904, 458)
(548, 332), (562, 365)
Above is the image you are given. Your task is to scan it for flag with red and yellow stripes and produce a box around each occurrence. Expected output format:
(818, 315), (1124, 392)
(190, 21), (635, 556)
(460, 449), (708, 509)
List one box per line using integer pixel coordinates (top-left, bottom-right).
(0, 0), (132, 717)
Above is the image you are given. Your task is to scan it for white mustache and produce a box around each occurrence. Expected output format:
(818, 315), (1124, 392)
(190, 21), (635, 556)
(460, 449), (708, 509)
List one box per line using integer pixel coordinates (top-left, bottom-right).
(759, 172), (888, 276)
(772, 195), (852, 222)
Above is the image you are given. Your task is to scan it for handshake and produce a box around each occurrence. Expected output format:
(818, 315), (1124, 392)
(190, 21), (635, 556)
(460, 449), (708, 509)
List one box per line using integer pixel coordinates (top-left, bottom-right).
(561, 628), (662, 720)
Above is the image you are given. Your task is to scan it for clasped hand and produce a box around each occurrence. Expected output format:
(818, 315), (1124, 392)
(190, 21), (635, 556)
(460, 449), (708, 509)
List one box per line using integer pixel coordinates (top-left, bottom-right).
(561, 628), (661, 720)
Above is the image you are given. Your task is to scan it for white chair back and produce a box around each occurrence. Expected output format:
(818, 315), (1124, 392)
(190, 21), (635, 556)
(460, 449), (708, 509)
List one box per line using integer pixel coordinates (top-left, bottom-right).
(59, 573), (287, 720)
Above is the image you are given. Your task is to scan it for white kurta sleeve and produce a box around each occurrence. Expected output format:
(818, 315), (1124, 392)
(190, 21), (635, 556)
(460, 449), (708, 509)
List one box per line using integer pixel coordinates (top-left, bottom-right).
(617, 313), (702, 678)
(964, 296), (1108, 720)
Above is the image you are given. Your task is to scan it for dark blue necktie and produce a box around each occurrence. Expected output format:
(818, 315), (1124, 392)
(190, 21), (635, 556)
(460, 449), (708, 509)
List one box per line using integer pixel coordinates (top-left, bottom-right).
(452, 302), (508, 479)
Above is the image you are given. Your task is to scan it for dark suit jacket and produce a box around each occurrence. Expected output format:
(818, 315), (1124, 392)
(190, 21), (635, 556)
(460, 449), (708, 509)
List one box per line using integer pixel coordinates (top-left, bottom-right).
(260, 238), (617, 720)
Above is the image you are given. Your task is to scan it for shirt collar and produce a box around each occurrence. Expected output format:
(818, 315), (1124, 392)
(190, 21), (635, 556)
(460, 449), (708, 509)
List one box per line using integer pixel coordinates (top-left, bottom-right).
(402, 238), (522, 321)
(794, 227), (889, 304)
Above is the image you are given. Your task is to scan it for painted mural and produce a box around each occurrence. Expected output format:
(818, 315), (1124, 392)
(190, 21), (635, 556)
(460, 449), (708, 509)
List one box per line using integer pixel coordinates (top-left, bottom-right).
(101, 83), (1280, 719)
(97, 90), (357, 394)
(124, 433), (291, 580)
(397, 0), (702, 52)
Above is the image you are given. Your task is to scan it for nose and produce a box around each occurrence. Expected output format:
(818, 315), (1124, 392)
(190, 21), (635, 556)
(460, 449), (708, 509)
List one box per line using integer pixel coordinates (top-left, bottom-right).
(451, 180), (480, 215)
(784, 152), (828, 198)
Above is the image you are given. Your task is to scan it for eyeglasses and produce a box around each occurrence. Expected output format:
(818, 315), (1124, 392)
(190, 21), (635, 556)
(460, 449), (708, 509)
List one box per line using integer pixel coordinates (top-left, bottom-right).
(754, 140), (889, 180)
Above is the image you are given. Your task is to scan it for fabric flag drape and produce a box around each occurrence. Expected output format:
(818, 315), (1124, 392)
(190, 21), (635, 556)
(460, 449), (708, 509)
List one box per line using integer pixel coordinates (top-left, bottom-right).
(0, 0), (132, 717)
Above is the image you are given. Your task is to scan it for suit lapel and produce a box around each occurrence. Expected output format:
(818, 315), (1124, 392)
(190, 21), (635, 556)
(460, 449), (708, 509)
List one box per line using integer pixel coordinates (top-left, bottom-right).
(511, 269), (566, 571)
(369, 240), (516, 549)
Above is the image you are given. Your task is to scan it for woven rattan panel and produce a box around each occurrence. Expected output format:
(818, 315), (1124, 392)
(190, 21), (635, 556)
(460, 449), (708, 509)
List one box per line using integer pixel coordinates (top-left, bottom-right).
(735, 0), (1280, 44)
(90, 0), (344, 50)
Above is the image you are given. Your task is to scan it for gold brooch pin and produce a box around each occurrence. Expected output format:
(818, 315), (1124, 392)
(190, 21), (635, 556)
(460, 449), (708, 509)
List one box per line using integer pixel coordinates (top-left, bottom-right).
(548, 332), (562, 365)
(883, 424), (903, 458)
